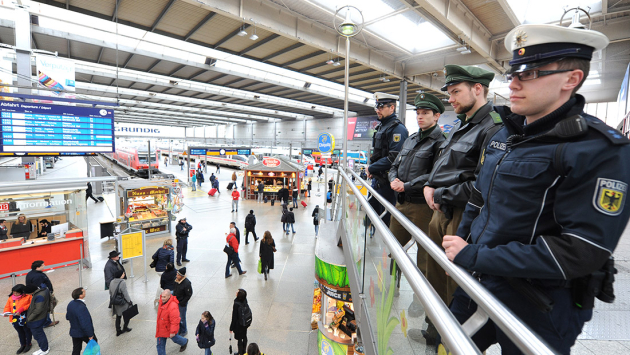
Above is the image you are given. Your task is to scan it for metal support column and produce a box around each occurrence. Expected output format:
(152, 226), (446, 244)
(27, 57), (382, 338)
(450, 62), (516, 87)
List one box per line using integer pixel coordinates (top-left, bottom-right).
(399, 80), (408, 126)
(14, 5), (32, 96)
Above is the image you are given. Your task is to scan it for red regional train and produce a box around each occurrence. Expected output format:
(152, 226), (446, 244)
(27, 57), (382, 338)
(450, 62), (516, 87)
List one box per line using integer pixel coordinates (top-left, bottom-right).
(105, 147), (159, 176)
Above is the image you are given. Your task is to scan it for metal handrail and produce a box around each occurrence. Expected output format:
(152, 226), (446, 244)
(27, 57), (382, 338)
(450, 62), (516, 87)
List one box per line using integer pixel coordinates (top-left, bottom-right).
(345, 168), (555, 354)
(338, 169), (481, 355)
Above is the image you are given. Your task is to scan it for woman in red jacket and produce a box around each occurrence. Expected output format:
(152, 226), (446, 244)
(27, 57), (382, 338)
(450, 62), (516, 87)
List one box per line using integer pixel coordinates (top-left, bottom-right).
(156, 290), (188, 355)
(3, 284), (33, 354)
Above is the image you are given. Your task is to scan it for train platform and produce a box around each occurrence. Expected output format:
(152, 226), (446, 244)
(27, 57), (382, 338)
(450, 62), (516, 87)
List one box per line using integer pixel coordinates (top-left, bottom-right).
(0, 156), (628, 354)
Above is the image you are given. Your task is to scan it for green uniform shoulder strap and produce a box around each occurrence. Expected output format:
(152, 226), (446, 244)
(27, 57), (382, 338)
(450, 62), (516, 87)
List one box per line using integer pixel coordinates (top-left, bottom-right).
(489, 111), (502, 124)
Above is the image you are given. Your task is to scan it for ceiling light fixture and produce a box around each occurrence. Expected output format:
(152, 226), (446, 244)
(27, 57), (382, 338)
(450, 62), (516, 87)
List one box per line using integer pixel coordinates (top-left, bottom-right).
(456, 45), (468, 52)
(249, 26), (258, 41)
(326, 59), (334, 65)
(332, 58), (341, 66)
(460, 49), (472, 54)
(237, 24), (247, 37)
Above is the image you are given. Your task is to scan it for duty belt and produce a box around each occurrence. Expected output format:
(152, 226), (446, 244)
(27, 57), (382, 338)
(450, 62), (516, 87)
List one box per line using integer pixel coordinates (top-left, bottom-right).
(397, 192), (425, 204)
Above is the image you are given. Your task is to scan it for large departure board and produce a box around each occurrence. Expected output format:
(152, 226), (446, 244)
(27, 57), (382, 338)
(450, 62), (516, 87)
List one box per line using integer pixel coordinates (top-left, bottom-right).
(0, 101), (115, 155)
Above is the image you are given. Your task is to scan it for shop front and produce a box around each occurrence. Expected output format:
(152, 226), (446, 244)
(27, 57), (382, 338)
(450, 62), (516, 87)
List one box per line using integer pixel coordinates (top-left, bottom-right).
(117, 180), (173, 236)
(0, 179), (94, 277)
(313, 238), (357, 355)
(244, 156), (303, 201)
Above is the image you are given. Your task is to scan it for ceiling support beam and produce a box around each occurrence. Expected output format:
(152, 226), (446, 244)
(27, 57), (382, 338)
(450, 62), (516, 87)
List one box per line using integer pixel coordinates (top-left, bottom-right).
(495, 0), (521, 27)
(146, 59), (161, 73)
(238, 34), (279, 55)
(67, 39), (70, 57)
(122, 54), (134, 68)
(328, 69), (373, 80)
(96, 48), (104, 64)
(281, 50), (326, 68)
(188, 69), (207, 80)
(260, 43), (304, 62)
(31, 34), (38, 49)
(151, 0), (177, 32)
(213, 24), (251, 49)
(168, 64), (186, 77)
(317, 63), (361, 76)
(184, 11), (216, 41)
(112, 0), (122, 21)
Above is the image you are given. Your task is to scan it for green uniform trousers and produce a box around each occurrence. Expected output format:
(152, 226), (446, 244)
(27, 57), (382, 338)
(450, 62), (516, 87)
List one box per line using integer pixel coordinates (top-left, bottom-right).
(388, 201), (434, 277)
(426, 207), (464, 305)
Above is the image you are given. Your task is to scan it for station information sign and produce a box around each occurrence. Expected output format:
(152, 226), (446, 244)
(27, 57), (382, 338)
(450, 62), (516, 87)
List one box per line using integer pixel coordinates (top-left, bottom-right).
(0, 101), (115, 155)
(189, 147), (252, 156)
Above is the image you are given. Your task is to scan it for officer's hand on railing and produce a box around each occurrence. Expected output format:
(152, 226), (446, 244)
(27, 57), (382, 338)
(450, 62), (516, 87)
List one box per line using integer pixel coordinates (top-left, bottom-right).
(443, 235), (467, 261)
(390, 179), (405, 192)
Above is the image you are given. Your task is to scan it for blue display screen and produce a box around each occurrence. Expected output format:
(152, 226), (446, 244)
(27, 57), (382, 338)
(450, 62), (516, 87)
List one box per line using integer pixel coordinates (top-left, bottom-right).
(0, 101), (115, 155)
(190, 149), (207, 155)
(302, 149), (313, 155)
(236, 149), (251, 155)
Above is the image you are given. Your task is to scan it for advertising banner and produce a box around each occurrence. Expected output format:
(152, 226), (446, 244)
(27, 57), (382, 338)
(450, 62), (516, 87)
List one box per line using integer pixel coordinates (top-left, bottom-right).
(0, 56), (13, 101)
(114, 122), (186, 138)
(35, 55), (75, 103)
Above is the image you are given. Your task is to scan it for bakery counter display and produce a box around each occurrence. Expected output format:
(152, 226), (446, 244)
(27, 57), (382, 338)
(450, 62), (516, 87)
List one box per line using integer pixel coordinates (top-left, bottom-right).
(118, 182), (173, 236)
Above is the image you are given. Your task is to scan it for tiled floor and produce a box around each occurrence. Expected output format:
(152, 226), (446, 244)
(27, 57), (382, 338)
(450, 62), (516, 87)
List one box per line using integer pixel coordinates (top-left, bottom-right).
(0, 157), (327, 355)
(1, 156), (629, 354)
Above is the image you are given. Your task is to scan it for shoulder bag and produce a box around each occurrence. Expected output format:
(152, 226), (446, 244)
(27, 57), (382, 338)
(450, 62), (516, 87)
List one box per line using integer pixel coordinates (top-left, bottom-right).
(223, 235), (235, 255)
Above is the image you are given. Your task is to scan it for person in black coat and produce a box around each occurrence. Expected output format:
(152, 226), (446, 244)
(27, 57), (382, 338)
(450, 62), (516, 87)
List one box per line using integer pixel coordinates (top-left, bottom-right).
(37, 219), (51, 239)
(195, 311), (215, 355)
(86, 182), (98, 203)
(307, 179), (312, 197)
(11, 214), (32, 240)
(26, 260), (56, 330)
(175, 218), (192, 266)
(229, 222), (242, 267)
(292, 188), (299, 208)
(0, 219), (8, 240)
(244, 211), (258, 244)
(160, 263), (177, 292)
(229, 289), (249, 355)
(285, 208), (296, 235)
(259, 231), (276, 281)
(173, 267), (193, 336)
(281, 204), (288, 233)
(66, 287), (96, 355)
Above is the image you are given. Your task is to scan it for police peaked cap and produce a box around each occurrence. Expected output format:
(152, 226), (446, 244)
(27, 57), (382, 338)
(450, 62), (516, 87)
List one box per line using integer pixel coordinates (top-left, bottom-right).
(441, 65), (495, 91)
(504, 24), (609, 74)
(374, 92), (398, 104)
(414, 93), (444, 114)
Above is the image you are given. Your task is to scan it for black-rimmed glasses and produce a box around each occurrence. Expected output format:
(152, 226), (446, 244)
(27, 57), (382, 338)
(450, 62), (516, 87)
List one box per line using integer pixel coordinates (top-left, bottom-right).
(506, 69), (573, 82)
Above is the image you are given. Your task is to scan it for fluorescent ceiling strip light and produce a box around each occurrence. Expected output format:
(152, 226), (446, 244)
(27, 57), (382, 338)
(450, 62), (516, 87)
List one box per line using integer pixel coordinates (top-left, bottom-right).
(74, 62), (341, 115)
(0, 2), (374, 106)
(116, 106), (249, 123)
(74, 82), (312, 120)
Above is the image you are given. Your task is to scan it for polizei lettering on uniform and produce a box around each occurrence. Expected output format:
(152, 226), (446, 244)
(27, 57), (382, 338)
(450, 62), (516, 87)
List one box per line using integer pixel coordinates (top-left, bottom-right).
(489, 140), (506, 151)
(599, 179), (628, 192)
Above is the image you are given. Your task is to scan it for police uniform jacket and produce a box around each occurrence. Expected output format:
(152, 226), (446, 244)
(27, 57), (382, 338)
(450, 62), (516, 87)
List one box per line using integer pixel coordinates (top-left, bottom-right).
(426, 102), (503, 209)
(368, 113), (409, 177)
(388, 125), (445, 203)
(455, 95), (630, 282)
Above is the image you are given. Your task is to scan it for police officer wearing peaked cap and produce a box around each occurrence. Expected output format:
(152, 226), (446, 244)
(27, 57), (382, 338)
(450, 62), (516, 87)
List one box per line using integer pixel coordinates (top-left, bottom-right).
(367, 92), (409, 227)
(443, 23), (630, 354)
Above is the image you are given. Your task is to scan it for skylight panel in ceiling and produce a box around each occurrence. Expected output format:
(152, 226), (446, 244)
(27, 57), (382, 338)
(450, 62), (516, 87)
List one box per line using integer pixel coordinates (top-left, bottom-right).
(367, 14), (454, 54)
(506, 0), (602, 24)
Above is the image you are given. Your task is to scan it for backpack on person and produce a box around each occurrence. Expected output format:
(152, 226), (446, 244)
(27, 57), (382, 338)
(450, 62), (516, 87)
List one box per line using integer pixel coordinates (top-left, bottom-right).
(237, 301), (253, 328)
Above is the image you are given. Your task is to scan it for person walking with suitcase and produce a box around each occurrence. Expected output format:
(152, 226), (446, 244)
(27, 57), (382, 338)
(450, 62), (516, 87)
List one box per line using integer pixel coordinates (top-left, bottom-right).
(86, 182), (99, 204)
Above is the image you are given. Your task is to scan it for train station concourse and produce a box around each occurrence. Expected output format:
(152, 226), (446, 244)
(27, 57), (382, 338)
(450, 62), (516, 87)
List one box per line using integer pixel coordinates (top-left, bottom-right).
(1, 1), (630, 355)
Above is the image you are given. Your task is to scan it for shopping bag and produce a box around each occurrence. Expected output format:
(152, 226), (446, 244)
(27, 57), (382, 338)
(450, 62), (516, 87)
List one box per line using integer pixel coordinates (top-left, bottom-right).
(257, 259), (262, 274)
(83, 339), (101, 355)
(122, 303), (139, 322)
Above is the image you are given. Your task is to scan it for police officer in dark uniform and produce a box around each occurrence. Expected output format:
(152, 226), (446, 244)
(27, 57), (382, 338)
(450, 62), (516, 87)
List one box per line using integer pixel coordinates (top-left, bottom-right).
(389, 92), (446, 277)
(367, 92), (409, 227)
(422, 65), (503, 344)
(443, 23), (630, 354)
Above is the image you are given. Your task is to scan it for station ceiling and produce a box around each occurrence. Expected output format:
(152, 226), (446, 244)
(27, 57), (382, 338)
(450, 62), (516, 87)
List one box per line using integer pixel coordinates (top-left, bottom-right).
(0, 0), (629, 127)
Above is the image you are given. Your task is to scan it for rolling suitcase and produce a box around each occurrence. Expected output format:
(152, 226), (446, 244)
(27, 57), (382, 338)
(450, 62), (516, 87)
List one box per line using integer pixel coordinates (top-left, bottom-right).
(97, 196), (105, 202)
(227, 182), (234, 190)
(264, 196), (268, 203)
(301, 201), (307, 207)
(270, 199), (275, 206)
(208, 188), (217, 196)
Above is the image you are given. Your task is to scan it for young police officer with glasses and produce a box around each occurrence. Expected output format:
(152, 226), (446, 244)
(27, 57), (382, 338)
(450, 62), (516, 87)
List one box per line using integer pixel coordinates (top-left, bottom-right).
(443, 22), (630, 354)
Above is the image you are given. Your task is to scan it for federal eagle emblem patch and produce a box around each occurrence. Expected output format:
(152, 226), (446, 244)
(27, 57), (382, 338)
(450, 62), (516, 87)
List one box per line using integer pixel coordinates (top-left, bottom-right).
(593, 178), (627, 216)
(393, 134), (401, 142)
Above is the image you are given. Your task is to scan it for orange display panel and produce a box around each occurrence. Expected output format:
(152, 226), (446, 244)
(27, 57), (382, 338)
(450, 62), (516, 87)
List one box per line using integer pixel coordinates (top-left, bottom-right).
(0, 237), (83, 276)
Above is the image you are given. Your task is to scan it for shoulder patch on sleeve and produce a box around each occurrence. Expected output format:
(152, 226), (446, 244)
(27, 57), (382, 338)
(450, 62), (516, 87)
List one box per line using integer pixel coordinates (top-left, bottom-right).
(490, 111), (503, 124)
(593, 178), (627, 216)
(393, 134), (401, 142)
